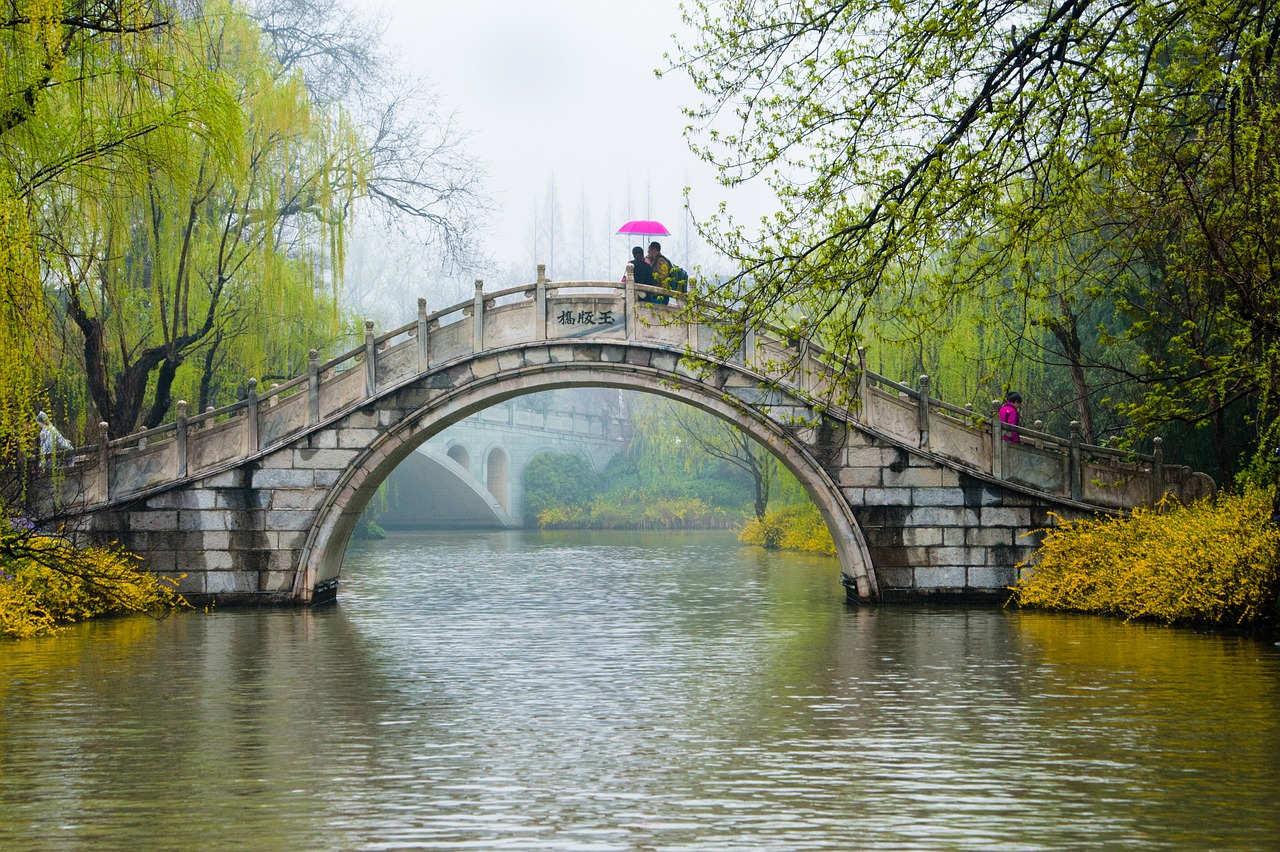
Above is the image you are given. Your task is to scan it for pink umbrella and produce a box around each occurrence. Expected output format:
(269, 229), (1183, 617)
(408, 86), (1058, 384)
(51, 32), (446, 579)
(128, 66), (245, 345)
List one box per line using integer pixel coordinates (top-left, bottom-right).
(616, 219), (670, 237)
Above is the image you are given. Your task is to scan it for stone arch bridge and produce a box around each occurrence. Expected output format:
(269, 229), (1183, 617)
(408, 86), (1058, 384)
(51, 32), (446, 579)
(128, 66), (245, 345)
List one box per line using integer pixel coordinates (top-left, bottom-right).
(35, 268), (1214, 605)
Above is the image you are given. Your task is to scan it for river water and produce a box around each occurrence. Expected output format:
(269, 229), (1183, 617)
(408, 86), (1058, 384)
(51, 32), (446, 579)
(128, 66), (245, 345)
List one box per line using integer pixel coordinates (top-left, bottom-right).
(2, 530), (1278, 850)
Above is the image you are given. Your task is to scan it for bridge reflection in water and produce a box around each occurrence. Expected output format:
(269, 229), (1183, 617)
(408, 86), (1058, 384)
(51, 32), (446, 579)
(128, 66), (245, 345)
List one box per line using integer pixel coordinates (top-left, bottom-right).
(33, 266), (1215, 605)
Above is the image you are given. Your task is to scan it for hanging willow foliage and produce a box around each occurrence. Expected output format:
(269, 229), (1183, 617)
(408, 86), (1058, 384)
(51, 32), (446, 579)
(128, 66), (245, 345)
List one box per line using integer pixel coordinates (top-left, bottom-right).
(0, 181), (49, 462)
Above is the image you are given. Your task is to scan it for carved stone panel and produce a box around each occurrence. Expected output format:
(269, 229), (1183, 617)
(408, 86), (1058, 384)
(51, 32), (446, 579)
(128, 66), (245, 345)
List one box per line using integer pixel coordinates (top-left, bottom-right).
(260, 392), (307, 446)
(319, 366), (364, 419)
(1002, 443), (1067, 494)
(113, 443), (179, 495)
(189, 418), (249, 474)
(485, 301), (536, 348)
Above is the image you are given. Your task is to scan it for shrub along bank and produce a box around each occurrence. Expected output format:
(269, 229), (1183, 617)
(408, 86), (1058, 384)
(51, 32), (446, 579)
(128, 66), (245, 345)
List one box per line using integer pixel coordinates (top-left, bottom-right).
(536, 490), (734, 530)
(1, 525), (187, 639)
(1011, 486), (1280, 625)
(738, 503), (836, 556)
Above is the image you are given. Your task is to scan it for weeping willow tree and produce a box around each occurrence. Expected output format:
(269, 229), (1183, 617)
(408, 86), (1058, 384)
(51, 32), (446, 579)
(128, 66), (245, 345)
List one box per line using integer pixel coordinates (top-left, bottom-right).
(0, 178), (46, 465)
(34, 3), (365, 438)
(626, 395), (790, 519)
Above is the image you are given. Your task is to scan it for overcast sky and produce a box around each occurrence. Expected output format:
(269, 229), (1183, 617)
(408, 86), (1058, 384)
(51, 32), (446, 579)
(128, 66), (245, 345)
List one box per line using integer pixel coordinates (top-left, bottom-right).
(367, 0), (765, 287)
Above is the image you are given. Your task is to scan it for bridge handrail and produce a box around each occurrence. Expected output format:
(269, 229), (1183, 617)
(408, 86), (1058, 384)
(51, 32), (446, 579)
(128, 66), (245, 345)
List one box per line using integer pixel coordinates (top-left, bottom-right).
(108, 420), (177, 450)
(484, 282), (537, 299)
(266, 372), (309, 398)
(187, 398), (249, 429)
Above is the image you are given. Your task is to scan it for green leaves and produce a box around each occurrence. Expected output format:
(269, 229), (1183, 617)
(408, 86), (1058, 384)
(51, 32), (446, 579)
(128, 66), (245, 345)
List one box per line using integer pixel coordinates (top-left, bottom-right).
(675, 0), (1280, 481)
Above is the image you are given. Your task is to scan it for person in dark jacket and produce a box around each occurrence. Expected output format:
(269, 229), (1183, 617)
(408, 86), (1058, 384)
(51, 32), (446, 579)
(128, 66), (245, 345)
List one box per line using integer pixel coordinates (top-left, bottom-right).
(627, 245), (654, 286)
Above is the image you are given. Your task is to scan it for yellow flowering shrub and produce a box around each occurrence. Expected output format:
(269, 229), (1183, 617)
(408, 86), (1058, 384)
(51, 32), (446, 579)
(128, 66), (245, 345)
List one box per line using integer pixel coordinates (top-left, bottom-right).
(0, 533), (188, 639)
(739, 503), (836, 556)
(1011, 487), (1280, 625)
(536, 505), (588, 529)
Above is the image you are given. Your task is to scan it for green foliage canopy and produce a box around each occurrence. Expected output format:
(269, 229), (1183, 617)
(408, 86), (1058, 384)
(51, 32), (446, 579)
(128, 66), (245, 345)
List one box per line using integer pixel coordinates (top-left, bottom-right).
(673, 0), (1280, 476)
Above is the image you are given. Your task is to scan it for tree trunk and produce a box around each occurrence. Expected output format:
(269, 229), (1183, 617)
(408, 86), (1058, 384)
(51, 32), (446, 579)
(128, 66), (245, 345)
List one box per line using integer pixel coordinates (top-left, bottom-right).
(198, 336), (222, 412)
(1048, 297), (1096, 444)
(143, 354), (182, 430)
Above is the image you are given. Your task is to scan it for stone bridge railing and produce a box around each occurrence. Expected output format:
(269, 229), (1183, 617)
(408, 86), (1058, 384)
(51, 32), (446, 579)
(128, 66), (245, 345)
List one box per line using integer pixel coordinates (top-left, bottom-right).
(38, 266), (1213, 514)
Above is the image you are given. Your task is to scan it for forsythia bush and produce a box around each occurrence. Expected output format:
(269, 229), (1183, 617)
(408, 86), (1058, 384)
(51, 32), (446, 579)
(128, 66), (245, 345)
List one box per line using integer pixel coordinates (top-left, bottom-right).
(739, 503), (836, 556)
(1011, 487), (1280, 625)
(0, 532), (188, 639)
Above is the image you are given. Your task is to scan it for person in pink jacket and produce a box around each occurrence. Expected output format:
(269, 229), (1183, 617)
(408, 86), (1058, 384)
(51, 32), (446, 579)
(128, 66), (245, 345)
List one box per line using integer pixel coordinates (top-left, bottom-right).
(998, 392), (1022, 442)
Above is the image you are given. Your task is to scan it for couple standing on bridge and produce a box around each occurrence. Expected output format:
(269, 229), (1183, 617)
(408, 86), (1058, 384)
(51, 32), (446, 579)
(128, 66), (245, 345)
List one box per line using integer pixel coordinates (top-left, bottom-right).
(625, 241), (688, 305)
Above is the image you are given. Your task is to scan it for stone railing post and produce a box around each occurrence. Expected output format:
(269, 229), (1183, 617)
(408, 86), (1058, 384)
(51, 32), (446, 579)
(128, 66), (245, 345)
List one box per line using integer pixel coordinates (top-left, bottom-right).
(176, 401), (188, 478)
(991, 399), (1004, 479)
(472, 279), (485, 352)
(792, 316), (809, 394)
(917, 374), (931, 449)
(1069, 420), (1082, 501)
(856, 347), (870, 422)
(307, 348), (320, 426)
(246, 378), (260, 452)
(269, 383), (280, 408)
(1152, 436), (1164, 506)
(416, 298), (430, 372)
(97, 421), (111, 502)
(536, 264), (548, 341)
(364, 320), (377, 397)
(624, 263), (635, 340)
(744, 327), (757, 369)
(797, 337), (811, 394)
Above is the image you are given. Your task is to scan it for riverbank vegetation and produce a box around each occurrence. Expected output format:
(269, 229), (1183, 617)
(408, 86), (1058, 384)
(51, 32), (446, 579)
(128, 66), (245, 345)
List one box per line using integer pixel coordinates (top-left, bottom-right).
(1012, 486), (1280, 625)
(0, 0), (483, 449)
(0, 524), (187, 639)
(525, 395), (831, 552)
(674, 0), (1280, 606)
(739, 503), (836, 556)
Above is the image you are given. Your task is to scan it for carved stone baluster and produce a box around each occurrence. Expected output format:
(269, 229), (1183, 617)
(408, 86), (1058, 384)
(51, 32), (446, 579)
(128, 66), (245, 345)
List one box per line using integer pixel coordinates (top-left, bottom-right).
(176, 401), (188, 478)
(536, 265), (548, 341)
(417, 298), (430, 372)
(307, 349), (320, 426)
(473, 280), (485, 352)
(364, 320), (377, 397)
(247, 378), (260, 451)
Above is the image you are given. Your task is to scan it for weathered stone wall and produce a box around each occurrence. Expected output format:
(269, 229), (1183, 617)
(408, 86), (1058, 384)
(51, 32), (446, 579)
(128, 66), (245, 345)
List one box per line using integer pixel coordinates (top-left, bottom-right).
(83, 410), (397, 604)
(835, 428), (1071, 599)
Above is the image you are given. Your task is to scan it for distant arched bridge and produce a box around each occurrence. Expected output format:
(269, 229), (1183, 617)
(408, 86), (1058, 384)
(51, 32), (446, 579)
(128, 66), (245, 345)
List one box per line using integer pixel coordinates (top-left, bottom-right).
(34, 267), (1214, 605)
(380, 401), (627, 529)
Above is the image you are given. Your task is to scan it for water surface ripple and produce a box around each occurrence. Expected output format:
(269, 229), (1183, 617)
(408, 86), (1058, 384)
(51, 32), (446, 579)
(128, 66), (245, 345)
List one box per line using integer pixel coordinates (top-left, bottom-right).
(2, 530), (1278, 850)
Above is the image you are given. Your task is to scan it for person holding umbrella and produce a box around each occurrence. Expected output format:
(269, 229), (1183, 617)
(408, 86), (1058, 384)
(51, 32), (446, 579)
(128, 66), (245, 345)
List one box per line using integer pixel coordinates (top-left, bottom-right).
(625, 246), (654, 287)
(615, 220), (675, 305)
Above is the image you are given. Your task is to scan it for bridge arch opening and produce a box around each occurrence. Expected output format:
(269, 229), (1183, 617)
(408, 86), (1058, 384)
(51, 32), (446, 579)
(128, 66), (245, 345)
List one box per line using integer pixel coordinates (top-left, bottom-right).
(300, 356), (876, 603)
(485, 447), (509, 512)
(446, 443), (470, 472)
